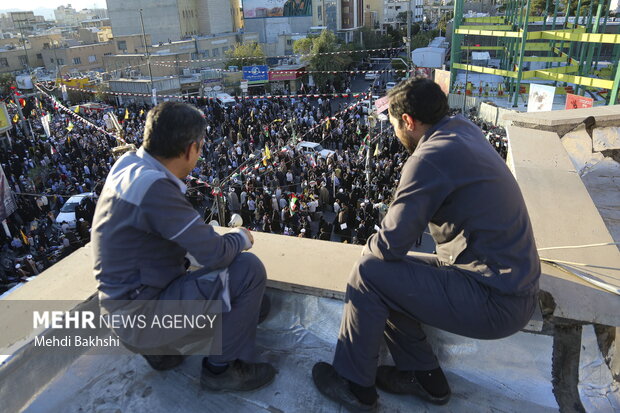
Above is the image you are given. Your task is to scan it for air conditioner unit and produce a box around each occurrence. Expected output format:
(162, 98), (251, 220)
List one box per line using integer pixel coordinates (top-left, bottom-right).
(130, 70), (139, 79)
(182, 68), (191, 76)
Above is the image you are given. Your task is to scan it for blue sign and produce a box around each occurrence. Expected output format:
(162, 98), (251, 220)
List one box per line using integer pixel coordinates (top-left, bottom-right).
(242, 65), (269, 83)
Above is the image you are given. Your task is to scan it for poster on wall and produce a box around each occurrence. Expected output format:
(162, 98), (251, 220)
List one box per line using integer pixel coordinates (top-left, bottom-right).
(565, 93), (594, 110)
(243, 0), (312, 18)
(434, 69), (450, 96)
(527, 83), (555, 112)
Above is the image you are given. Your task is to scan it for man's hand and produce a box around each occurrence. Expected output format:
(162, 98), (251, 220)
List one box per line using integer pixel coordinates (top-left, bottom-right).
(241, 227), (254, 245)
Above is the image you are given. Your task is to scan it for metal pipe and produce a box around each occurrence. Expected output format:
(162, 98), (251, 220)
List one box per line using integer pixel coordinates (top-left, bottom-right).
(513, 0), (532, 107)
(139, 9), (155, 105)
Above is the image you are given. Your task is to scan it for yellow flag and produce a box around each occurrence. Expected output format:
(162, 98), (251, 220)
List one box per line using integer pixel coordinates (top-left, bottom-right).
(124, 108), (129, 120)
(66, 122), (74, 132)
(374, 144), (379, 157)
(250, 109), (254, 121)
(13, 114), (19, 123)
(20, 229), (29, 245)
(265, 144), (271, 160)
(139, 109), (144, 116)
(74, 105), (80, 113)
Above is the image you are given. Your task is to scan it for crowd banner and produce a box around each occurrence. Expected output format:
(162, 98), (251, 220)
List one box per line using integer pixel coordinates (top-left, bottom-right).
(527, 84), (555, 112)
(479, 102), (499, 126)
(0, 165), (17, 222)
(565, 93), (594, 110)
(434, 69), (451, 96)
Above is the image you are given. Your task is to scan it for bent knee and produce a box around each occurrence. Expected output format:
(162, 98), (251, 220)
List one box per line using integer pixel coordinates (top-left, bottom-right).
(233, 252), (267, 282)
(349, 254), (384, 286)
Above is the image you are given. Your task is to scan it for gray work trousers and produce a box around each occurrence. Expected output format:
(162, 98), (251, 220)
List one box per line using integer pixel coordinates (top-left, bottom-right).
(332, 253), (538, 387)
(148, 252), (266, 363)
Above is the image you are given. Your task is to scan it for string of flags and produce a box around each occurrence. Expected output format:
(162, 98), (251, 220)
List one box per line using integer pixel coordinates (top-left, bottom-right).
(35, 83), (125, 144)
(58, 84), (370, 101)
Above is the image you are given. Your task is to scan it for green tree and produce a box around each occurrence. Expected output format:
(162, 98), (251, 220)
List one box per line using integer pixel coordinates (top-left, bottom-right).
(224, 42), (266, 68)
(0, 73), (15, 98)
(294, 30), (352, 92)
(531, 0), (556, 15)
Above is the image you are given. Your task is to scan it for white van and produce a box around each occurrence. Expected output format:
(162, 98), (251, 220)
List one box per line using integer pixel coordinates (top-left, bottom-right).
(215, 93), (237, 109)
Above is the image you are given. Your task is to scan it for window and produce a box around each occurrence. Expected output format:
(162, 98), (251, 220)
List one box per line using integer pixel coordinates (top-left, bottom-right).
(50, 58), (55, 63)
(318, 6), (322, 20)
(203, 49), (210, 57)
(0, 58), (8, 67)
(43, 42), (50, 49)
(57, 58), (64, 65)
(18, 55), (27, 65)
(88, 55), (96, 63)
(191, 52), (198, 60)
(117, 40), (127, 51)
(212, 48), (220, 57)
(36, 53), (42, 59)
(222, 46), (229, 54)
(73, 57), (81, 64)
(287, 39), (293, 46)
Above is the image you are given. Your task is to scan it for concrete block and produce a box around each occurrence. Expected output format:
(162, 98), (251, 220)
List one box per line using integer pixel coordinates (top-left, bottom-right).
(593, 126), (620, 152)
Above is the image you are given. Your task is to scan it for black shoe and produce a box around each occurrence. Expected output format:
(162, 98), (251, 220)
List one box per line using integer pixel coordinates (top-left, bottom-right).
(200, 359), (276, 392)
(142, 354), (186, 371)
(312, 362), (377, 412)
(258, 294), (271, 324)
(376, 365), (451, 405)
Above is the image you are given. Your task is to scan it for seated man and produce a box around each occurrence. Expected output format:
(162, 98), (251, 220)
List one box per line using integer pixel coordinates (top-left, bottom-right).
(92, 102), (275, 392)
(312, 78), (540, 411)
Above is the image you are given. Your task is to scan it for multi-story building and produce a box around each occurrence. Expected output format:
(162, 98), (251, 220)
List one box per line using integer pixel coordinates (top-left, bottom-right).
(0, 33), (64, 73)
(383, 0), (424, 29)
(106, 0), (237, 44)
(41, 42), (115, 76)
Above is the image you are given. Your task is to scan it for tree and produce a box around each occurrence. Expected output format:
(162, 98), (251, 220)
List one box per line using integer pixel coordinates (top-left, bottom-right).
(0, 73), (15, 99)
(531, 0), (556, 15)
(294, 30), (352, 92)
(224, 42), (266, 68)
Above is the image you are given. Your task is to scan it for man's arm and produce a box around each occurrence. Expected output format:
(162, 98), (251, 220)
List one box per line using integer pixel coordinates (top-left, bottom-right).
(140, 178), (251, 270)
(366, 155), (452, 261)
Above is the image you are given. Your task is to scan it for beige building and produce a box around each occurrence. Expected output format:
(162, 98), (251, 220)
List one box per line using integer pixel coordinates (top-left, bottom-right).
(77, 27), (114, 44)
(0, 33), (64, 73)
(41, 42), (115, 76)
(107, 0), (237, 44)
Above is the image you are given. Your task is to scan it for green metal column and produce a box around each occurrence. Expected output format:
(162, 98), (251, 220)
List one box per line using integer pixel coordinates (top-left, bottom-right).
(449, 0), (464, 92)
(509, 0), (523, 98)
(593, 0), (610, 72)
(554, 0), (571, 86)
(609, 53), (620, 104)
(567, 0), (583, 63)
(513, 0), (532, 107)
(582, 3), (604, 96)
(549, 0), (560, 67)
(575, 0), (596, 94)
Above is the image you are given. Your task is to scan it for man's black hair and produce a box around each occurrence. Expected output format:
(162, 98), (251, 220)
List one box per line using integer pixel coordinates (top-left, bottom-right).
(143, 102), (206, 159)
(387, 77), (449, 126)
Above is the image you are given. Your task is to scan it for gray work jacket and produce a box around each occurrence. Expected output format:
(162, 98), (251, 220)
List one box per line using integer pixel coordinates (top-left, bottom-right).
(92, 147), (250, 303)
(367, 115), (540, 296)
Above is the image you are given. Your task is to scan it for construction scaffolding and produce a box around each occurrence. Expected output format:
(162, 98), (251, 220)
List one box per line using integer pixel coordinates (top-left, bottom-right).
(449, 0), (620, 106)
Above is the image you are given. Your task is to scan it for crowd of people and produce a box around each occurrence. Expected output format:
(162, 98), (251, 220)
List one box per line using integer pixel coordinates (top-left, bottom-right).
(0, 81), (508, 294)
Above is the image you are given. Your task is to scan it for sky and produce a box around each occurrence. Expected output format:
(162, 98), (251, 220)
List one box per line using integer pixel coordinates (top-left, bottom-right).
(3, 1), (107, 10)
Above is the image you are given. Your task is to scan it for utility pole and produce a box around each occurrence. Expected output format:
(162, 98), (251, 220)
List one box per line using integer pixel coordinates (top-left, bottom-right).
(406, 0), (412, 76)
(139, 9), (156, 106)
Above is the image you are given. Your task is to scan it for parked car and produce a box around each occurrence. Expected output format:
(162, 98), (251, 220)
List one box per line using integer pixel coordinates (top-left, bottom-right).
(295, 141), (335, 159)
(364, 72), (379, 81)
(360, 96), (380, 114)
(55, 193), (95, 228)
(386, 81), (397, 91)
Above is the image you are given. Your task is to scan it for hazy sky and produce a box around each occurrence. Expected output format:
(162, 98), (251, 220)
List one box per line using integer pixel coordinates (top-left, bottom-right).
(3, 1), (107, 11)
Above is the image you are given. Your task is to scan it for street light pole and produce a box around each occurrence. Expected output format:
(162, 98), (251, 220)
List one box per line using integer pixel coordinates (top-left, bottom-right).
(139, 9), (156, 105)
(406, 0), (412, 74)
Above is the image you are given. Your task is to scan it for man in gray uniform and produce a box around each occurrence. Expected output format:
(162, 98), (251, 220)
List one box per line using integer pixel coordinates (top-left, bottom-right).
(313, 78), (540, 411)
(92, 102), (275, 392)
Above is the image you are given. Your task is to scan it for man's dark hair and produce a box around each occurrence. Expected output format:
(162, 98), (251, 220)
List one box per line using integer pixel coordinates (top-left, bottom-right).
(387, 77), (449, 126)
(143, 102), (206, 158)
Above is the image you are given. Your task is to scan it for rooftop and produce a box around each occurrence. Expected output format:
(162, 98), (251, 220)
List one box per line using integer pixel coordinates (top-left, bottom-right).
(0, 107), (619, 412)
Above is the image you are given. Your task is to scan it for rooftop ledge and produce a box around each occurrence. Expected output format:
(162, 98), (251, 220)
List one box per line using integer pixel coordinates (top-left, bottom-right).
(1, 107), (619, 412)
